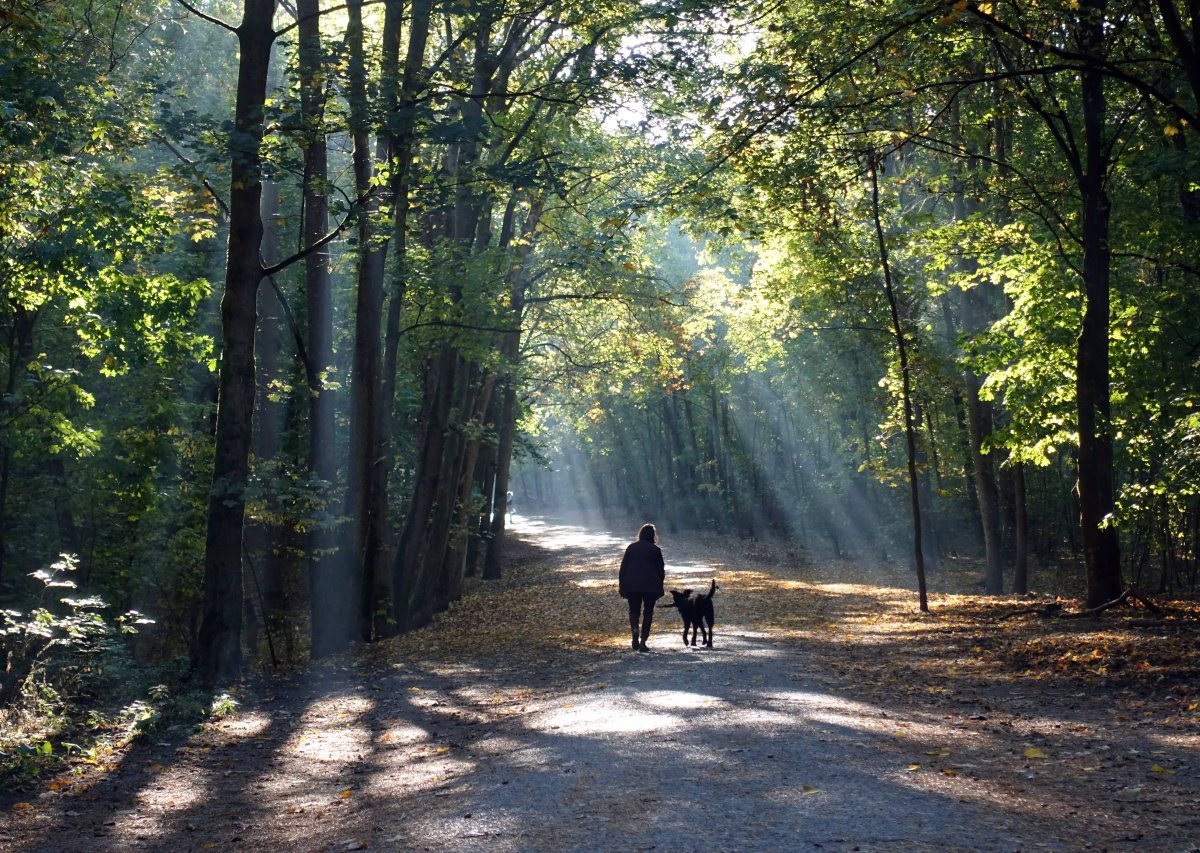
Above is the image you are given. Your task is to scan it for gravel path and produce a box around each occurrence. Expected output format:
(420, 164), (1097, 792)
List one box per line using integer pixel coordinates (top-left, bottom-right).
(397, 634), (1033, 852)
(3, 515), (1197, 852)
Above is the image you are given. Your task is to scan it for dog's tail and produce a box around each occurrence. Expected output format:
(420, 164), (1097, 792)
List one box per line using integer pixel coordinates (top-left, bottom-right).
(705, 578), (718, 598)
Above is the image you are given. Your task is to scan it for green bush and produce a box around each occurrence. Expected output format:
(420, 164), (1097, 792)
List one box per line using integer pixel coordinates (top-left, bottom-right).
(0, 555), (152, 708)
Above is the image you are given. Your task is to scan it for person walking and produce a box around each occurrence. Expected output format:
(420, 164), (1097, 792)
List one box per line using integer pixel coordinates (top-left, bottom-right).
(619, 523), (665, 652)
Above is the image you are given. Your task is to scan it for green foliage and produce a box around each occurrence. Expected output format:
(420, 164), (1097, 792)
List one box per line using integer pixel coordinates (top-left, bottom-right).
(0, 555), (152, 710)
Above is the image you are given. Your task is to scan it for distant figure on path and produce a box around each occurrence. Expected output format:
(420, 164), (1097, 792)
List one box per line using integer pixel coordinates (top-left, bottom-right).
(619, 523), (665, 652)
(505, 490), (514, 523)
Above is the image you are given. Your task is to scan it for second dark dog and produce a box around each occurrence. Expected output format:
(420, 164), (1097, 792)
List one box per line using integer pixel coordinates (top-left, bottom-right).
(665, 579), (718, 647)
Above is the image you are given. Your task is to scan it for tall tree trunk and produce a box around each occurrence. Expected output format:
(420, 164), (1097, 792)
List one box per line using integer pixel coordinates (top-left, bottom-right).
(965, 369), (1004, 592)
(343, 0), (389, 642)
(868, 151), (928, 612)
(482, 196), (542, 580)
(913, 396), (939, 570)
(374, 0), (432, 637)
(440, 371), (497, 604)
(1076, 1), (1123, 607)
(948, 118), (1005, 592)
(960, 272), (1005, 594)
(252, 177), (289, 663)
(198, 0), (277, 685)
(1011, 460), (1030, 594)
(0, 305), (38, 583)
(393, 6), (495, 628)
(297, 0), (342, 659)
(393, 345), (455, 628)
(482, 379), (517, 580)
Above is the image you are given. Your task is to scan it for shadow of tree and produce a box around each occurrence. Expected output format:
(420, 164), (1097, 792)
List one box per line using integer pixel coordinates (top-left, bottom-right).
(3, 515), (1198, 851)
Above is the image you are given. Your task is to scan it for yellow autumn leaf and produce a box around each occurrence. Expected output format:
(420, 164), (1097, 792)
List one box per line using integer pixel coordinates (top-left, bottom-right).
(906, 764), (921, 772)
(978, 2), (994, 12)
(1165, 124), (1181, 138)
(801, 784), (819, 794)
(941, 768), (957, 777)
(339, 788), (353, 799)
(12, 802), (34, 811)
(1023, 747), (1049, 759)
(1150, 764), (1176, 776)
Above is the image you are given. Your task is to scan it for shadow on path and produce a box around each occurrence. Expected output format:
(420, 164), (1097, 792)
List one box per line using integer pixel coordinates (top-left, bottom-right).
(3, 514), (1197, 852)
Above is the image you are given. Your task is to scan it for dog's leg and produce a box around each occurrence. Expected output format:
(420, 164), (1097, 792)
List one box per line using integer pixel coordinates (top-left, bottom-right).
(704, 615), (713, 647)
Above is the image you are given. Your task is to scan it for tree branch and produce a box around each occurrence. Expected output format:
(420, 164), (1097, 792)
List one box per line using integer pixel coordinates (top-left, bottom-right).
(172, 0), (237, 33)
(260, 186), (377, 277)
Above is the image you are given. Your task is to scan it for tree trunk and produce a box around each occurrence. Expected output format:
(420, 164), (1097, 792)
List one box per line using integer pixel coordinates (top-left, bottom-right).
(949, 136), (1004, 592)
(868, 151), (928, 612)
(1011, 460), (1030, 593)
(482, 379), (517, 580)
(481, 196), (542, 580)
(393, 346), (455, 628)
(0, 305), (37, 582)
(393, 6), (496, 628)
(440, 370), (497, 605)
(374, 0), (432, 637)
(252, 176), (290, 664)
(197, 0), (277, 685)
(965, 370), (1004, 593)
(343, 0), (389, 643)
(913, 396), (939, 570)
(296, 0), (343, 660)
(1076, 2), (1123, 607)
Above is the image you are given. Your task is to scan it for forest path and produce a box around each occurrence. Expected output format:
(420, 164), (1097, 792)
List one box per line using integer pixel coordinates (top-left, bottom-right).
(4, 515), (1198, 851)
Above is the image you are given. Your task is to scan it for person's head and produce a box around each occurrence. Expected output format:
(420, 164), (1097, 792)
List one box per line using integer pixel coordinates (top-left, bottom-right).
(637, 523), (657, 544)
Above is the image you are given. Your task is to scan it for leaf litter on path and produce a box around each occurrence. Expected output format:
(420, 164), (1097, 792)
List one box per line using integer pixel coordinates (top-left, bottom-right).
(3, 516), (1199, 851)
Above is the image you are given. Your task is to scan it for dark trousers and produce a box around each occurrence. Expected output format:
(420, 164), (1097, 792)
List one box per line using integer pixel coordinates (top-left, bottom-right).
(627, 592), (657, 640)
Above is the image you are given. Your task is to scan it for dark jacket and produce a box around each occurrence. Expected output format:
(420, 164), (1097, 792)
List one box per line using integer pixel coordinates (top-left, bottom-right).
(619, 539), (665, 599)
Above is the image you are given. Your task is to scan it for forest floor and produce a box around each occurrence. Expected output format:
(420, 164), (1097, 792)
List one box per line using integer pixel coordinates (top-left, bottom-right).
(2, 514), (1200, 852)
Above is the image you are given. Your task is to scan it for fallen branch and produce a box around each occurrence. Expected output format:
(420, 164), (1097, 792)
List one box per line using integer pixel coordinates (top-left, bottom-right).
(1067, 585), (1163, 619)
(996, 586), (1163, 622)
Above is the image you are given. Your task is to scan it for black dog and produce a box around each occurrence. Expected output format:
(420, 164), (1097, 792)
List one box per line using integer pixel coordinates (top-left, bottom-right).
(665, 579), (718, 647)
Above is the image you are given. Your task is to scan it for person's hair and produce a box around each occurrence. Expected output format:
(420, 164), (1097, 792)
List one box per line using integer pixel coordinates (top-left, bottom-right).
(637, 523), (657, 543)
